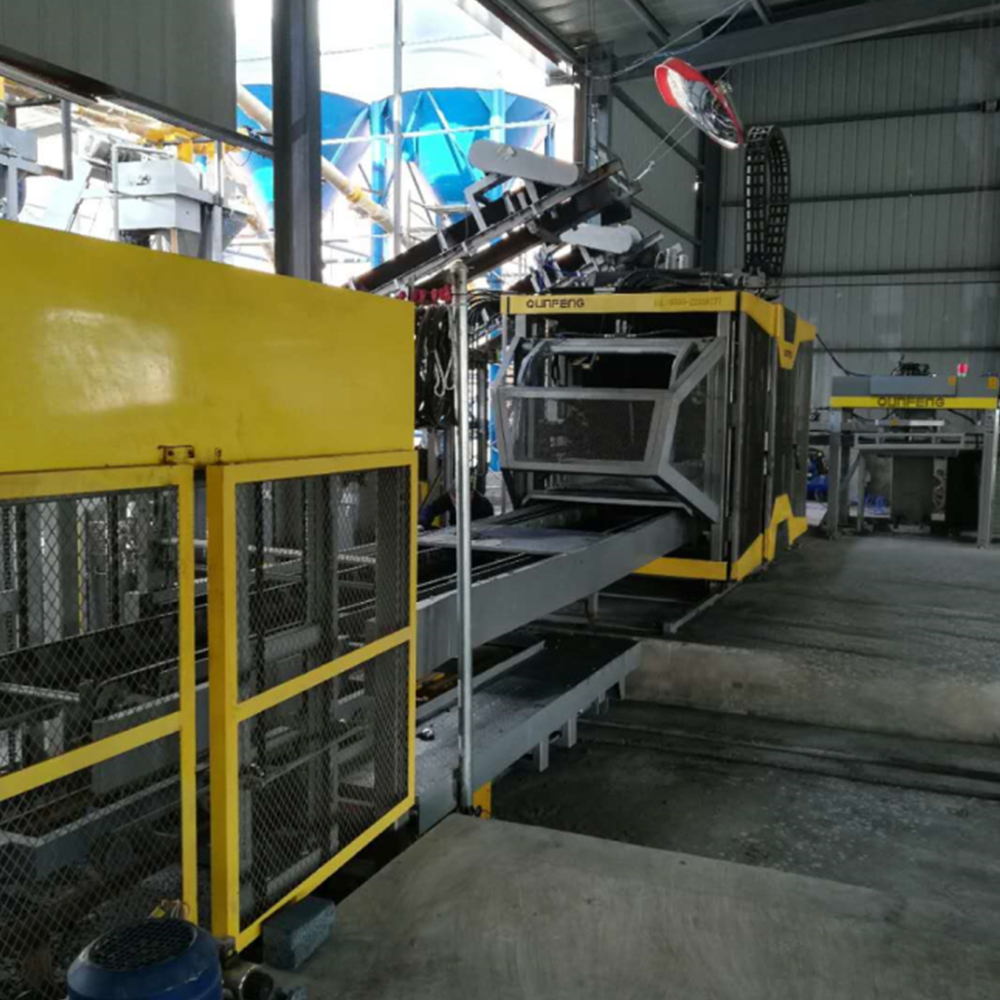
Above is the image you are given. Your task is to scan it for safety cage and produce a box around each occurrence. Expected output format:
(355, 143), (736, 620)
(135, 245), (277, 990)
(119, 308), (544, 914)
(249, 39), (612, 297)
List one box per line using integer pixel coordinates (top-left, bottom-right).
(0, 453), (416, 988)
(494, 336), (729, 522)
(0, 219), (418, 994)
(0, 466), (197, 1000)
(207, 453), (416, 951)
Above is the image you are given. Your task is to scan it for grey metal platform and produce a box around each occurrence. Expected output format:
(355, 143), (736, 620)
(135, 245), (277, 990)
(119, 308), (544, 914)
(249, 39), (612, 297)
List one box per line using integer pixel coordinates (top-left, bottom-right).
(415, 635), (638, 833)
(416, 506), (694, 676)
(286, 816), (1000, 999)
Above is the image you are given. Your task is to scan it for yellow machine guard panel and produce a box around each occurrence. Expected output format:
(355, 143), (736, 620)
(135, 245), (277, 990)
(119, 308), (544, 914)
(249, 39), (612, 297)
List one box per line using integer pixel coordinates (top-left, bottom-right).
(0, 221), (415, 474)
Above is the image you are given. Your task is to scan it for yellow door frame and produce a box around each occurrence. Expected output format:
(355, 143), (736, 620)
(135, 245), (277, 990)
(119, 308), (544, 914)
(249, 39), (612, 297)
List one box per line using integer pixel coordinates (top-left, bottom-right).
(0, 464), (198, 922)
(207, 450), (417, 951)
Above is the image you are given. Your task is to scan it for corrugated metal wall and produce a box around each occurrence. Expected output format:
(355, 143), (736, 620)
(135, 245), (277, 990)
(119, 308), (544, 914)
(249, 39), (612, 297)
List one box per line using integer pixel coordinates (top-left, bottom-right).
(719, 25), (1000, 404)
(0, 0), (235, 131)
(608, 76), (701, 261)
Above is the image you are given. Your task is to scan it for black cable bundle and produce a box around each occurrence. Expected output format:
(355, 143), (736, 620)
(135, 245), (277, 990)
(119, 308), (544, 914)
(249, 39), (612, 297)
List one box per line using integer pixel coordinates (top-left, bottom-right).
(614, 269), (736, 293)
(744, 125), (791, 297)
(415, 305), (456, 428)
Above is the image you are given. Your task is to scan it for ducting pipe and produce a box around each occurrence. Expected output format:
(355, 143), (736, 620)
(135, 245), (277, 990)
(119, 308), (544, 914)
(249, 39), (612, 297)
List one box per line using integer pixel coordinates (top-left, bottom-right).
(237, 84), (394, 235)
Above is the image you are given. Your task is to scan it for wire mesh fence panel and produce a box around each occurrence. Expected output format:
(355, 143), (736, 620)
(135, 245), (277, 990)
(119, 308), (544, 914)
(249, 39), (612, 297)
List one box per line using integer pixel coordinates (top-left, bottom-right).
(236, 643), (410, 926)
(672, 386), (709, 491)
(0, 733), (184, 1000)
(0, 486), (180, 773)
(500, 394), (658, 467)
(233, 468), (410, 703)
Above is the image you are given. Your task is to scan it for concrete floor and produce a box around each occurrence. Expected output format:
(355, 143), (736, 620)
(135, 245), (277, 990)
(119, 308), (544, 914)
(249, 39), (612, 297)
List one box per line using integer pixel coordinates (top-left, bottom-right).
(494, 705), (1000, 949)
(287, 533), (1000, 997)
(290, 815), (1000, 999)
(632, 533), (1000, 743)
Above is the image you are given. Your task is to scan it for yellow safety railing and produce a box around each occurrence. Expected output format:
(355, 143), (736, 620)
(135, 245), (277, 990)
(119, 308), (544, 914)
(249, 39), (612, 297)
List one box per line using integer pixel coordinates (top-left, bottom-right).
(0, 464), (198, 968)
(207, 452), (417, 951)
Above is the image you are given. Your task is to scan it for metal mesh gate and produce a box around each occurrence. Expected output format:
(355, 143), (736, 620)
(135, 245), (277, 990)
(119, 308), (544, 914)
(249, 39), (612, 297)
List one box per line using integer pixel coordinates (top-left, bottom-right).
(208, 454), (415, 950)
(0, 467), (196, 1000)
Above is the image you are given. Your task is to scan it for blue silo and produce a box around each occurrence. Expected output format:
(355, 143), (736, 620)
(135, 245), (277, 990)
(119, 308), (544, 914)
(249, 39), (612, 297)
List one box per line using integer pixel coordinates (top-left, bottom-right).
(368, 88), (555, 265)
(235, 83), (372, 222)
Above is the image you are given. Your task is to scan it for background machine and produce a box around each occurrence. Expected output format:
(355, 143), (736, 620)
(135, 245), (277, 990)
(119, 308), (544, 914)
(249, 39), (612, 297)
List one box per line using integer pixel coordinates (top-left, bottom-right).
(826, 372), (1000, 546)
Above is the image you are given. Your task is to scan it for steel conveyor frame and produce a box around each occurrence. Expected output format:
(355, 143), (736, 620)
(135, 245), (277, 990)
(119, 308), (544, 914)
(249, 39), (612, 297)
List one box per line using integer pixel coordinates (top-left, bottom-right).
(352, 160), (631, 295)
(416, 506), (696, 676)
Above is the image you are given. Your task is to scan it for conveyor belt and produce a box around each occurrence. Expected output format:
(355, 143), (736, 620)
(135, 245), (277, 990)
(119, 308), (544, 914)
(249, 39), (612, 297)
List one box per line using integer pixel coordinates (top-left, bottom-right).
(353, 160), (629, 295)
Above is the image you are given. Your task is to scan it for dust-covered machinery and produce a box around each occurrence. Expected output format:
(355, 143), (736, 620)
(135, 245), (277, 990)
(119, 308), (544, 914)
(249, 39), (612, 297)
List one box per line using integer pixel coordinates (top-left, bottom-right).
(0, 221), (416, 994)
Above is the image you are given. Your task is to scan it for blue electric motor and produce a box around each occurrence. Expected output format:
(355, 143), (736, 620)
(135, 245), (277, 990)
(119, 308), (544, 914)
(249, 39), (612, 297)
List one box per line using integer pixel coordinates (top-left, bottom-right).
(68, 919), (222, 1000)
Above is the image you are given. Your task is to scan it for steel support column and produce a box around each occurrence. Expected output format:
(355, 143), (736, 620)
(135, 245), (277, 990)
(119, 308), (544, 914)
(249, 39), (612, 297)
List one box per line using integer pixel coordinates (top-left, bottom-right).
(60, 99), (73, 181)
(452, 261), (474, 812)
(977, 410), (998, 548)
(697, 134), (722, 270)
(272, 0), (323, 282)
(578, 48), (611, 172)
(3, 157), (17, 221)
(826, 410), (843, 539)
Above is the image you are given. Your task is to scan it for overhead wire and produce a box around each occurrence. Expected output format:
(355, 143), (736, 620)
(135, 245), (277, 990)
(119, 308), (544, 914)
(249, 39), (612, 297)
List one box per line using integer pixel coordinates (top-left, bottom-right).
(633, 119), (699, 182)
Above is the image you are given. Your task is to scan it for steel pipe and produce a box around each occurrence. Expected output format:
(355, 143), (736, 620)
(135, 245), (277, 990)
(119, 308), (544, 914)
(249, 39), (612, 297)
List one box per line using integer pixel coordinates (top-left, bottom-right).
(452, 260), (474, 812)
(60, 99), (73, 181)
(237, 84), (394, 235)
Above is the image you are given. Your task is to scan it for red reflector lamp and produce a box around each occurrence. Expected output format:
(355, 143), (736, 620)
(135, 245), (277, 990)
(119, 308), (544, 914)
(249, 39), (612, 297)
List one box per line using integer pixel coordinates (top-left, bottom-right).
(655, 57), (745, 149)
(957, 362), (970, 378)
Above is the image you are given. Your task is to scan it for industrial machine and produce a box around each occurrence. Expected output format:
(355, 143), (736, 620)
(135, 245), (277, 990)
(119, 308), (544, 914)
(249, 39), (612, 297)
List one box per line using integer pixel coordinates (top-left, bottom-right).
(0, 62), (814, 989)
(827, 372), (1000, 546)
(492, 289), (814, 582)
(348, 113), (813, 827)
(0, 221), (415, 995)
(115, 156), (246, 260)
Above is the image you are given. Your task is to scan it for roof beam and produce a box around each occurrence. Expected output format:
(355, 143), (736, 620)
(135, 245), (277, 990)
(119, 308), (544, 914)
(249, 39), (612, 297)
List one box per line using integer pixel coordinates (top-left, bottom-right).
(450, 0), (560, 70)
(688, 0), (1000, 69)
(748, 0), (771, 25)
(619, 0), (671, 46)
(472, 0), (582, 67)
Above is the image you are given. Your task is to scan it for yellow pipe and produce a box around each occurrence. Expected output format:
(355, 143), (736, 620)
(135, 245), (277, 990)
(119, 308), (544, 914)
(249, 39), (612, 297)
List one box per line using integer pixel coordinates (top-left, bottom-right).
(236, 84), (395, 235)
(223, 153), (276, 263)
